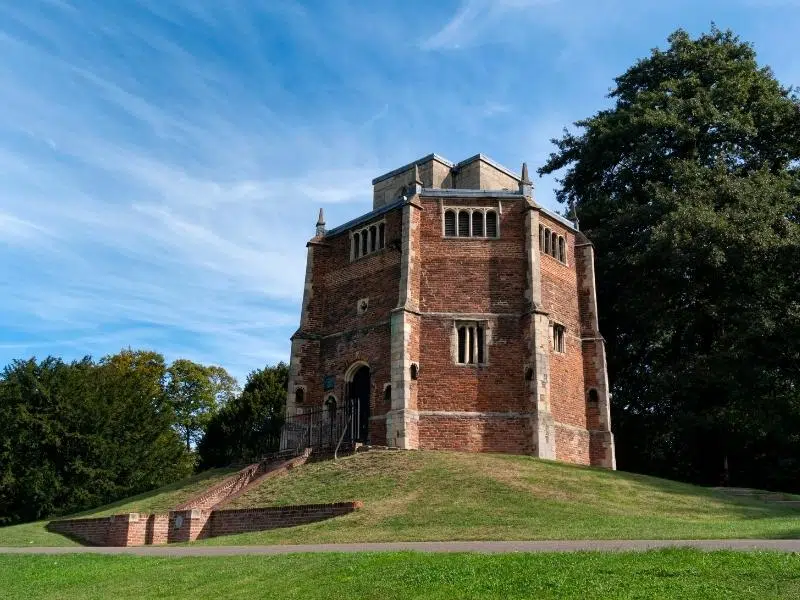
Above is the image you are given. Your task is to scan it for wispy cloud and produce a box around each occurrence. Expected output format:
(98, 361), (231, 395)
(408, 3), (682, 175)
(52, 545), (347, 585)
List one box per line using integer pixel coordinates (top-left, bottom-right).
(0, 1), (386, 379)
(421, 0), (560, 50)
(1, 0), (798, 380)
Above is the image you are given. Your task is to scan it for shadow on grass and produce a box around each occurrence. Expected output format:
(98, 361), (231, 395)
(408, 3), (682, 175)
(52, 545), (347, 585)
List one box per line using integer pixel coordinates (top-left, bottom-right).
(42, 525), (95, 546)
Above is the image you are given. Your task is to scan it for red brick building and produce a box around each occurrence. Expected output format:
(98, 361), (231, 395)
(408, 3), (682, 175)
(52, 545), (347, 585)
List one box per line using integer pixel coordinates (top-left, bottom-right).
(286, 154), (615, 468)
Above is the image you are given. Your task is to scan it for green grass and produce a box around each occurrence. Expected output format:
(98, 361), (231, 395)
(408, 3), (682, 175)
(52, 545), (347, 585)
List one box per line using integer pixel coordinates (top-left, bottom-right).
(2, 550), (799, 599)
(3, 451), (800, 548)
(204, 450), (800, 544)
(0, 467), (237, 547)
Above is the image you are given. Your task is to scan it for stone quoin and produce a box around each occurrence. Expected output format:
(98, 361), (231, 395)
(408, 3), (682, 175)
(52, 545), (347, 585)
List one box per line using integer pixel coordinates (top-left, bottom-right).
(286, 153), (615, 468)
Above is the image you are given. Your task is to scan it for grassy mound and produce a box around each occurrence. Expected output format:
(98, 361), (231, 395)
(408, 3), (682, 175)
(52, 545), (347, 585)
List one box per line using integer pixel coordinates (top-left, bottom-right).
(0, 467), (237, 547)
(2, 451), (798, 548)
(208, 450), (800, 544)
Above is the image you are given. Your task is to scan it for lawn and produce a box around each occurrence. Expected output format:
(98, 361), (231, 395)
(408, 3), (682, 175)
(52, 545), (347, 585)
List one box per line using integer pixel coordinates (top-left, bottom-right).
(0, 467), (237, 547)
(207, 450), (800, 544)
(2, 550), (799, 599)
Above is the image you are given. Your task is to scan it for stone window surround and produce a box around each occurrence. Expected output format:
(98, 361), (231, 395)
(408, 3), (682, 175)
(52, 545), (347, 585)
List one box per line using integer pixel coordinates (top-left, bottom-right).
(382, 383), (392, 404)
(551, 322), (566, 354)
(452, 319), (491, 366)
(442, 207), (500, 239)
(351, 219), (386, 261)
(294, 385), (307, 405)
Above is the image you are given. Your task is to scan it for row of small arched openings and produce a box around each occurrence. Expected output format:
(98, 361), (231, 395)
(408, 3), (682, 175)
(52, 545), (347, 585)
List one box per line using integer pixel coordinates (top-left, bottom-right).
(444, 209), (498, 238)
(539, 225), (567, 264)
(353, 222), (386, 259)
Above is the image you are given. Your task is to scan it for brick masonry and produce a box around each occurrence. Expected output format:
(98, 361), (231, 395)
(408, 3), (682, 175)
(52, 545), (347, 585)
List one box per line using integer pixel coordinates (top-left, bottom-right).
(47, 502), (362, 547)
(46, 450), (336, 546)
(289, 153), (616, 468)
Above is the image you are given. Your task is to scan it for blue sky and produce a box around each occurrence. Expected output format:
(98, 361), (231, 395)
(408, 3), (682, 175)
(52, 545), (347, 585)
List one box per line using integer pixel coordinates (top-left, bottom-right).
(1, 0), (798, 382)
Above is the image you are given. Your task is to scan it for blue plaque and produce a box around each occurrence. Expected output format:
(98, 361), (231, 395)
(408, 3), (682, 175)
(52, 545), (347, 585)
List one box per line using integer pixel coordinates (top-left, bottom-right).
(323, 375), (335, 391)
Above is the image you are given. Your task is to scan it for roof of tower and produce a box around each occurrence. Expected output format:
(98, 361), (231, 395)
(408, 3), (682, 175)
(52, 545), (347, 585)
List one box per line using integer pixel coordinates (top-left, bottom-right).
(371, 153), (521, 186)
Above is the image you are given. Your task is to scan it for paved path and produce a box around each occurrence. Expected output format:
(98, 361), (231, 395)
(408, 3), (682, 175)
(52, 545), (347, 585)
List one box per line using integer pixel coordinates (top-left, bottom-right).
(2, 540), (800, 555)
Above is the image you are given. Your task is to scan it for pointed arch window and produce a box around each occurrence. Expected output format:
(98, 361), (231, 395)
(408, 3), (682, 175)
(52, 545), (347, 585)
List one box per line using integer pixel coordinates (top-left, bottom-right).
(325, 395), (337, 415)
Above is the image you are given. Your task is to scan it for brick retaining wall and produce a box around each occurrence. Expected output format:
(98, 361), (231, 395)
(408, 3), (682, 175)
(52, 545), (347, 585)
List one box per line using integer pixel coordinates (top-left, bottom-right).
(210, 502), (363, 537)
(46, 501), (362, 547)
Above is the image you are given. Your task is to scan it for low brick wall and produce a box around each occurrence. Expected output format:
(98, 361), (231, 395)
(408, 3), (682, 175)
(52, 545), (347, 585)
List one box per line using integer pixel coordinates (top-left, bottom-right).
(46, 501), (362, 546)
(48, 513), (139, 546)
(210, 502), (363, 537)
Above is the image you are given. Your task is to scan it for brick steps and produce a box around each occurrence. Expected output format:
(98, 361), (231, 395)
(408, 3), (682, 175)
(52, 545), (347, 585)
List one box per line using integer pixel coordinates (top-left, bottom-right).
(212, 450), (312, 510)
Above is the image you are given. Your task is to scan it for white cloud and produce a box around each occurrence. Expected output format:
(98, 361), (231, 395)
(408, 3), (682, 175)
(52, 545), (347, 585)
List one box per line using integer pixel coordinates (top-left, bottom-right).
(421, 0), (560, 50)
(0, 1), (388, 380)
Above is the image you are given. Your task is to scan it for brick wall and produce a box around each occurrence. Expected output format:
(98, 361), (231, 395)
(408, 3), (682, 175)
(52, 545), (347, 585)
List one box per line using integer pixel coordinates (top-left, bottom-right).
(209, 502), (363, 537)
(47, 514), (133, 546)
(293, 208), (402, 416)
(555, 424), (591, 465)
(418, 415), (531, 454)
(540, 216), (587, 428)
(46, 502), (362, 547)
(413, 196), (531, 452)
(290, 155), (614, 467)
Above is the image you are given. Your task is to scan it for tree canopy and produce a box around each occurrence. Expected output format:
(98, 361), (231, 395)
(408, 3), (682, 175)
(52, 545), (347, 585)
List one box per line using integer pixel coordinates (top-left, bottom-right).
(0, 351), (192, 525)
(166, 359), (239, 451)
(0, 351), (241, 525)
(197, 362), (288, 469)
(540, 26), (800, 491)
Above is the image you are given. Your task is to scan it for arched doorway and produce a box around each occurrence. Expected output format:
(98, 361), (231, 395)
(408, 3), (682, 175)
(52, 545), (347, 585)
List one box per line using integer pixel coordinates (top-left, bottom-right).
(347, 364), (371, 443)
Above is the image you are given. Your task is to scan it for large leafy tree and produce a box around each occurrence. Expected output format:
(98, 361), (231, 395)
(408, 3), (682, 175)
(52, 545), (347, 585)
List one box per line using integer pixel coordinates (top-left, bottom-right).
(197, 362), (288, 468)
(0, 351), (191, 525)
(540, 27), (800, 490)
(166, 360), (238, 451)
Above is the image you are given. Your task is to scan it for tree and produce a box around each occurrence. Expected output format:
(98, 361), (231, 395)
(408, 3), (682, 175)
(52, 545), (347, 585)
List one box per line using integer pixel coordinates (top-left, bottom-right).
(539, 26), (800, 490)
(197, 362), (288, 468)
(166, 360), (237, 451)
(207, 365), (241, 407)
(0, 351), (191, 525)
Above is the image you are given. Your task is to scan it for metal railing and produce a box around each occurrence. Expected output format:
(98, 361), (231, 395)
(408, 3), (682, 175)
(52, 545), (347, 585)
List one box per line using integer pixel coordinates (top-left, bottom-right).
(279, 398), (361, 454)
